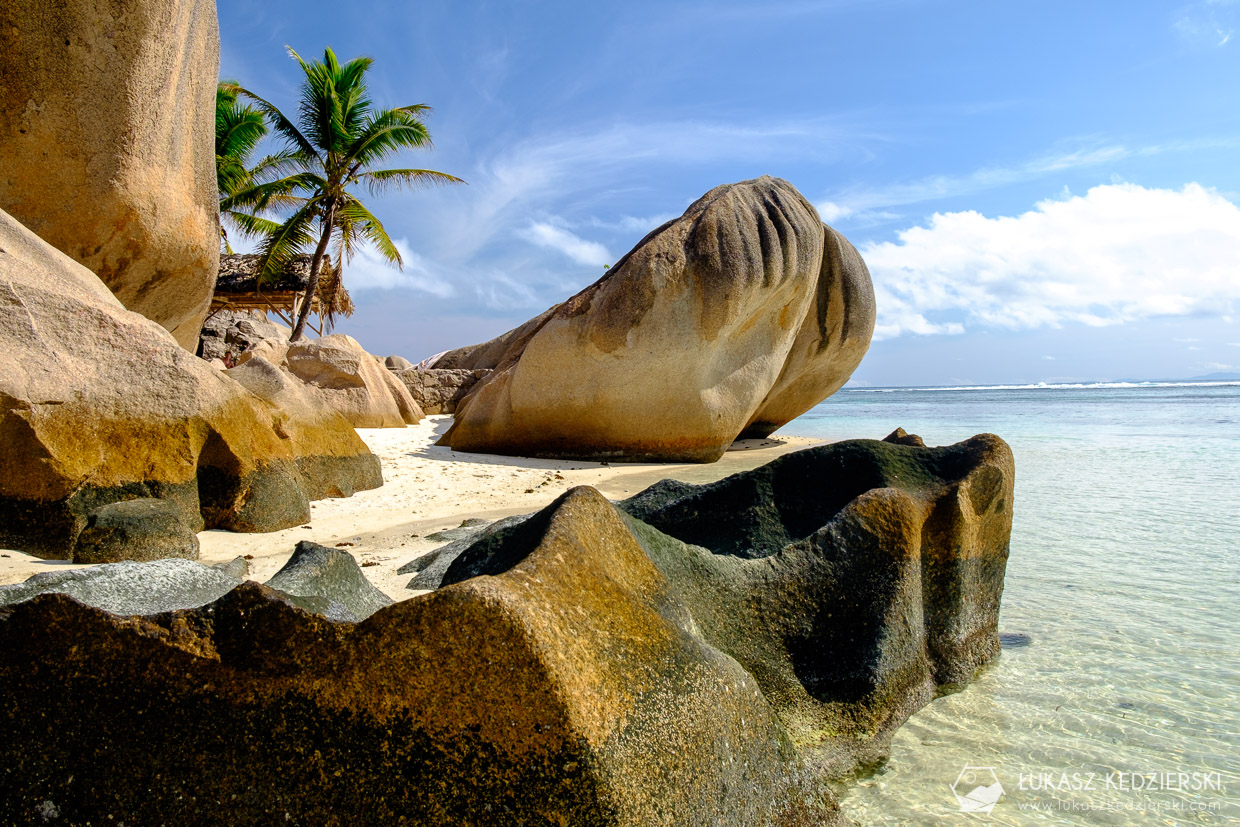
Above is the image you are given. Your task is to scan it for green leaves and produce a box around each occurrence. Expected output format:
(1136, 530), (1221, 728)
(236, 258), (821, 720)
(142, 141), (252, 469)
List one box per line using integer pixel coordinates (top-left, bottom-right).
(219, 45), (465, 339)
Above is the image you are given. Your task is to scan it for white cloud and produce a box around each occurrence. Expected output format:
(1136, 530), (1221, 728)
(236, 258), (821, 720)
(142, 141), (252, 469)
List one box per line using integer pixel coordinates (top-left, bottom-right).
(429, 115), (872, 262)
(586, 213), (678, 234)
(863, 183), (1240, 340)
(473, 271), (544, 311)
(521, 222), (613, 266)
(344, 238), (455, 297)
(1175, 1), (1237, 46)
(816, 138), (1240, 220)
(818, 201), (854, 222)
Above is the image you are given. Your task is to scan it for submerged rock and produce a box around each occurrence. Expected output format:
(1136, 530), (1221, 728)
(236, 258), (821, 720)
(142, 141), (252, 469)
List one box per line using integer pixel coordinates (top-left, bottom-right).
(435, 176), (874, 461)
(0, 0), (220, 350)
(73, 498), (200, 564)
(265, 541), (393, 622)
(0, 559), (240, 616)
(0, 208), (381, 558)
(0, 434), (1012, 824)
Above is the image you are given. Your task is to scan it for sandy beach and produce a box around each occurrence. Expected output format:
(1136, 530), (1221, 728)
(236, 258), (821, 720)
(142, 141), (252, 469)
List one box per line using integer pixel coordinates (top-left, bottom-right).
(0, 416), (822, 600)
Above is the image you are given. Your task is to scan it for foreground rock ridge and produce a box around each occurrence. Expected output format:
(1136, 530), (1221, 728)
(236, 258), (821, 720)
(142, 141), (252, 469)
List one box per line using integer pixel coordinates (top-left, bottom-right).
(0, 435), (1014, 825)
(0, 0), (221, 350)
(0, 208), (382, 558)
(436, 176), (876, 462)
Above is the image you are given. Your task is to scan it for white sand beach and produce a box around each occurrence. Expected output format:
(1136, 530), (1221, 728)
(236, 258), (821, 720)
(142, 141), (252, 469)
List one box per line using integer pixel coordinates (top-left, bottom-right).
(0, 416), (822, 600)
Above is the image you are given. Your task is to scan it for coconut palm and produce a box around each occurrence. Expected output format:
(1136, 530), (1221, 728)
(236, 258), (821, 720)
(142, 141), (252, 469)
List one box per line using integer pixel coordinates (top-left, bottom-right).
(226, 47), (463, 341)
(214, 82), (300, 253)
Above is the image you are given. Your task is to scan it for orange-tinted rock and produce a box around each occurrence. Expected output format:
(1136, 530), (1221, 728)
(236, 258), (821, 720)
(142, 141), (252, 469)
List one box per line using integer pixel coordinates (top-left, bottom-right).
(0, 433), (1013, 824)
(0, 0), (221, 349)
(0, 208), (380, 558)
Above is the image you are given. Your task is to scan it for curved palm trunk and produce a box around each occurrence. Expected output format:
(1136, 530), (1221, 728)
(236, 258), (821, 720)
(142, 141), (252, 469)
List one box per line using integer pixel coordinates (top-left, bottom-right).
(290, 203), (336, 342)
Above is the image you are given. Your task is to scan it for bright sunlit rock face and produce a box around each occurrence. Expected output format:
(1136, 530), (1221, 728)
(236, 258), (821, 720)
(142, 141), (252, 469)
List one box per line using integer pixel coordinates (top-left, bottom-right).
(0, 0), (220, 350)
(0, 209), (381, 558)
(436, 176), (876, 462)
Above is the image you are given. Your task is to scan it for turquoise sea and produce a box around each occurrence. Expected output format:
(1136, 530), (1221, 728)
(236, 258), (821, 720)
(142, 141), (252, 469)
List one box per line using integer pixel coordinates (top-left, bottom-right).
(790, 382), (1240, 824)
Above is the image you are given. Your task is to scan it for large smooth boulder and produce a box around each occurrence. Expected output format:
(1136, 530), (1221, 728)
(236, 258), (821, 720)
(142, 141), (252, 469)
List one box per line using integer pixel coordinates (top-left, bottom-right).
(0, 434), (1013, 824)
(435, 177), (875, 461)
(738, 224), (875, 438)
(0, 0), (221, 350)
(395, 367), (490, 414)
(0, 208), (382, 558)
(237, 335), (423, 428)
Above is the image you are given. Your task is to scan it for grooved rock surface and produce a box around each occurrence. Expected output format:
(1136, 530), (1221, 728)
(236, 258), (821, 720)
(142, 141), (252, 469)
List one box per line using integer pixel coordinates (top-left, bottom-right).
(0, 435), (1013, 825)
(73, 498), (200, 564)
(237, 335), (423, 428)
(435, 177), (874, 461)
(395, 367), (490, 414)
(0, 209), (382, 558)
(0, 0), (221, 350)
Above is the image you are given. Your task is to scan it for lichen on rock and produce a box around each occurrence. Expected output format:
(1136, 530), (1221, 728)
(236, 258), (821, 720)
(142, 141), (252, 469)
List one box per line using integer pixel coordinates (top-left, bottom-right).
(0, 434), (1013, 825)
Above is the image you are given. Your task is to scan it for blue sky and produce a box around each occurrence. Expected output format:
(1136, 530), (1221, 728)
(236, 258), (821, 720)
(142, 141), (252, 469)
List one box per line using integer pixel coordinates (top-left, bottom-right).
(219, 0), (1240, 386)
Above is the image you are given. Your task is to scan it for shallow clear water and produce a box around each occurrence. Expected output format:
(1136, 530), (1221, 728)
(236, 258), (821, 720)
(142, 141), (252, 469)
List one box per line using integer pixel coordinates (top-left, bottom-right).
(788, 383), (1240, 824)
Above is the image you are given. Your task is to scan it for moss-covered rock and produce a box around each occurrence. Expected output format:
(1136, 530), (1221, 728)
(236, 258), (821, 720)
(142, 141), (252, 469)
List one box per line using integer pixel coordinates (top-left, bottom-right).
(0, 435), (1013, 825)
(73, 498), (200, 563)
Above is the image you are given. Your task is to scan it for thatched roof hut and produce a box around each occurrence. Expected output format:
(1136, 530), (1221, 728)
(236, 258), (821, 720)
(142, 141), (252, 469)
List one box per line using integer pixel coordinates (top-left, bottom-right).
(209, 254), (354, 335)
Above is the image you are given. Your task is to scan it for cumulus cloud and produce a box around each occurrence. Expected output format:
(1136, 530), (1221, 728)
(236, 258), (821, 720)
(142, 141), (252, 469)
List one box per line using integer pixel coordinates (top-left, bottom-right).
(863, 183), (1240, 340)
(344, 238), (455, 297)
(521, 222), (613, 266)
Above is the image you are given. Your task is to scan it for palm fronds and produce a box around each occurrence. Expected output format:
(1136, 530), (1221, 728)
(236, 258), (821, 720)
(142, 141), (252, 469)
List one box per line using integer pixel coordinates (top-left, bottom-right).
(224, 46), (465, 341)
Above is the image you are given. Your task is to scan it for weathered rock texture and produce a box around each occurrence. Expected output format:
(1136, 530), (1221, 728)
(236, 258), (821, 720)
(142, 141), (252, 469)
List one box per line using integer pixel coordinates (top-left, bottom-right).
(395, 367), (491, 414)
(0, 558), (240, 616)
(435, 177), (874, 461)
(237, 335), (423, 428)
(0, 434), (1013, 825)
(73, 498), (200, 564)
(0, 0), (221, 350)
(198, 309), (289, 363)
(266, 540), (393, 622)
(0, 208), (382, 558)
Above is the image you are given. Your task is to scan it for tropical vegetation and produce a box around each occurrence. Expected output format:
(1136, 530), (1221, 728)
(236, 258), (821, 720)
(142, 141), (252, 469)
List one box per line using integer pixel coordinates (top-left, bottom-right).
(214, 82), (295, 253)
(221, 47), (463, 341)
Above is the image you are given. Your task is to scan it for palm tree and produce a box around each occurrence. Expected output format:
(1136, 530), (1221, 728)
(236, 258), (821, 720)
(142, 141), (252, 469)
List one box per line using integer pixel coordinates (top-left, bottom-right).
(214, 82), (298, 253)
(227, 47), (463, 341)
